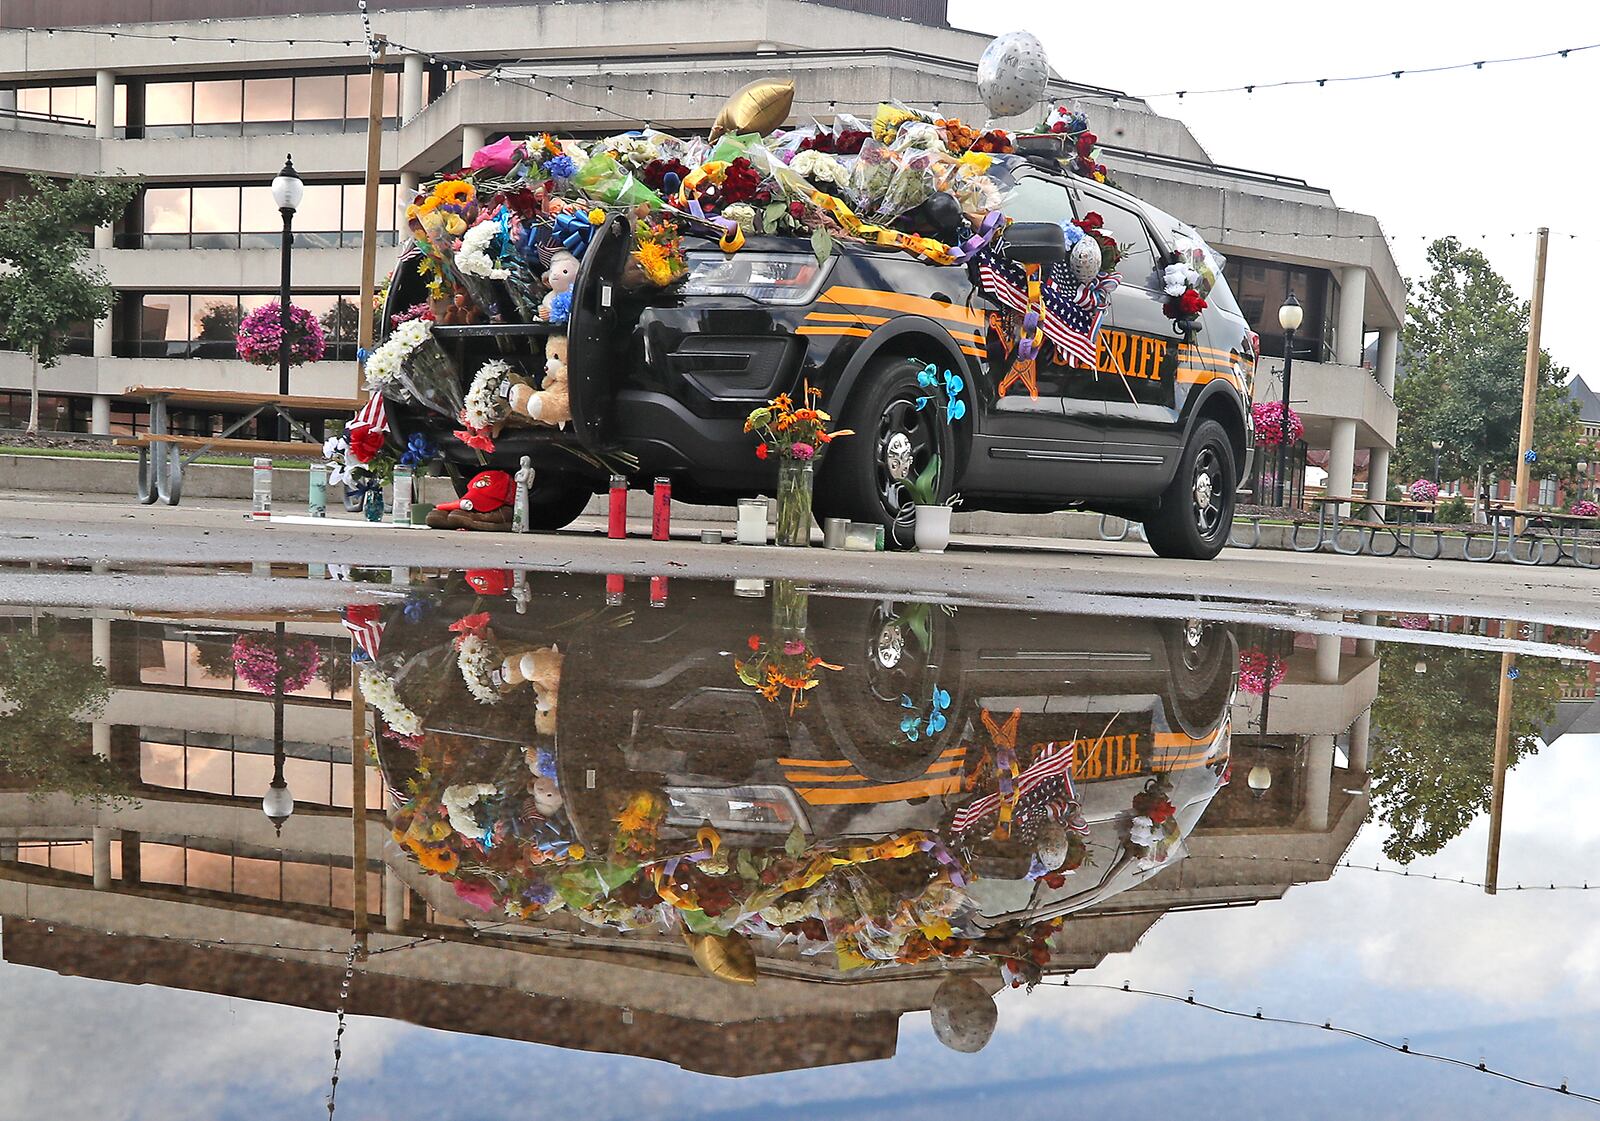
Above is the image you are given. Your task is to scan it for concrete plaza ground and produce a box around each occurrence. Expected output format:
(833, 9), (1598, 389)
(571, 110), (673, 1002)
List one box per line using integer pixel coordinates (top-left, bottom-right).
(1, 489), (1596, 629)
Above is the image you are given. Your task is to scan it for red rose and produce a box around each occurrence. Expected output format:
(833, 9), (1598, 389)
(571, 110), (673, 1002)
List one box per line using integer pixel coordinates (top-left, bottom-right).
(1076, 131), (1097, 156)
(835, 129), (869, 155)
(1050, 121), (1066, 134)
(347, 424), (385, 463)
(755, 442), (770, 460)
(1179, 289), (1208, 316)
(1147, 798), (1177, 824)
(641, 158), (689, 194)
(788, 200), (806, 218)
(1078, 211), (1104, 232)
(747, 633), (762, 651)
(719, 158), (763, 204)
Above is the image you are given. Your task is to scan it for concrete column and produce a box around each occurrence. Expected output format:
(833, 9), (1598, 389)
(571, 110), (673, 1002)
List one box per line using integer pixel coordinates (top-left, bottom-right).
(383, 866), (406, 933)
(1328, 417), (1358, 512)
(94, 69), (115, 139)
(1356, 612), (1377, 657)
(90, 394), (112, 435)
(1314, 619), (1341, 683)
(1375, 327), (1399, 392)
(1303, 734), (1335, 832)
(1347, 709), (1371, 776)
(401, 53), (425, 121)
(1335, 266), (1367, 367)
(0, 87), (15, 129)
(92, 826), (113, 890)
(1368, 444), (1391, 507)
(461, 125), (486, 166)
(93, 309), (113, 356)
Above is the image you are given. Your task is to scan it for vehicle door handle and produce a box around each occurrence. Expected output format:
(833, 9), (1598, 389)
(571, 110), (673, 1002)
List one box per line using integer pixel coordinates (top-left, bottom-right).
(930, 292), (952, 305)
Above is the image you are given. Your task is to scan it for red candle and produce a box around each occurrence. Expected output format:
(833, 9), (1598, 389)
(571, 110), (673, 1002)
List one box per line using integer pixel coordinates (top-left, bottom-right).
(651, 476), (671, 541)
(649, 574), (668, 608)
(607, 473), (628, 539)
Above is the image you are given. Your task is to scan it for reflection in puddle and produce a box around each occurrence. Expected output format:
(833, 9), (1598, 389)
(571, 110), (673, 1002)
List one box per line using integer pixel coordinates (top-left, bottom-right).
(0, 572), (1596, 1112)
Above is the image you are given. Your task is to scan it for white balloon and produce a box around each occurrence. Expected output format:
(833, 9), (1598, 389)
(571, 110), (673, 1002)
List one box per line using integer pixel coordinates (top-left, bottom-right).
(1069, 235), (1103, 283)
(977, 31), (1051, 120)
(930, 976), (998, 1053)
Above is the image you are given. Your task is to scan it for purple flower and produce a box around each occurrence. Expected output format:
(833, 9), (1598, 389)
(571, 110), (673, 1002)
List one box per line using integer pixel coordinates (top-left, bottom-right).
(782, 639), (805, 655)
(235, 302), (327, 368)
(790, 442), (815, 460)
(522, 881), (556, 906)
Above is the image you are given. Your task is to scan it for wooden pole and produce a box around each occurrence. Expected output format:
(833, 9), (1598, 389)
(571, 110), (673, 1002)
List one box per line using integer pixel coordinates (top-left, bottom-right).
(1483, 643), (1516, 894)
(351, 637), (370, 953)
(1512, 227), (1550, 532)
(355, 36), (389, 401)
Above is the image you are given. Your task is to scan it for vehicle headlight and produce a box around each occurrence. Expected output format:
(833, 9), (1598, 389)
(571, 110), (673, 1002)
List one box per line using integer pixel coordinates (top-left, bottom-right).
(680, 252), (831, 305)
(664, 784), (810, 833)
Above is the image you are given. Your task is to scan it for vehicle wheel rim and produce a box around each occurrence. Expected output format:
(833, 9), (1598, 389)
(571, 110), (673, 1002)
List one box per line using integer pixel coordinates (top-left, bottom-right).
(876, 396), (937, 516)
(1193, 447), (1224, 538)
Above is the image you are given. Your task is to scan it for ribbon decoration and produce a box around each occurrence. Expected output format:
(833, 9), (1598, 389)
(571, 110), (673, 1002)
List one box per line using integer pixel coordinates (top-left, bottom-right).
(801, 189), (1005, 267)
(675, 162), (747, 253)
(551, 209), (598, 259)
(997, 263), (1045, 399)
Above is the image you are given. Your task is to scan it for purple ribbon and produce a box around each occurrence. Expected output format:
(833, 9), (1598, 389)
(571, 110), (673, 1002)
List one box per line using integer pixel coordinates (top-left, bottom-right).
(947, 211), (1003, 263)
(920, 839), (967, 887)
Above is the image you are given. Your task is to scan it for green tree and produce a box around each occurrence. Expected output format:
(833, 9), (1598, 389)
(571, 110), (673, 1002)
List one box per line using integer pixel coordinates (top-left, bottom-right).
(1367, 644), (1578, 863)
(0, 623), (129, 803)
(1395, 238), (1585, 505)
(0, 174), (140, 432)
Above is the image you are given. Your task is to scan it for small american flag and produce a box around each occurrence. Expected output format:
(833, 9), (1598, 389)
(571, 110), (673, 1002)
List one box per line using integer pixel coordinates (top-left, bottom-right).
(951, 739), (1080, 841)
(341, 604), (384, 662)
(347, 393), (389, 444)
(976, 242), (1119, 367)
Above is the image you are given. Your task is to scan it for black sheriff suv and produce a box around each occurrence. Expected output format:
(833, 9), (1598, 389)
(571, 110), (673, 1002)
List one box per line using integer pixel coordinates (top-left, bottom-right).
(383, 162), (1256, 559)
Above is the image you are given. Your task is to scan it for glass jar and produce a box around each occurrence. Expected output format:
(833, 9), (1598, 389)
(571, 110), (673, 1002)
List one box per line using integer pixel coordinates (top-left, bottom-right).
(775, 459), (813, 547)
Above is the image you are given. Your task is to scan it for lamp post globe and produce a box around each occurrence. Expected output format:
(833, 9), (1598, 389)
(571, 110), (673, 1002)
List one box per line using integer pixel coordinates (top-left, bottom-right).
(262, 778), (295, 835)
(1274, 292), (1303, 507)
(1246, 764), (1273, 798)
(271, 155), (303, 440)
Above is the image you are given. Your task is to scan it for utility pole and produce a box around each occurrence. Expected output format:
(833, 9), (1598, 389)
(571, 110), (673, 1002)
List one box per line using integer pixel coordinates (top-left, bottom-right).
(356, 35), (389, 401)
(1512, 227), (1550, 531)
(1484, 641), (1516, 894)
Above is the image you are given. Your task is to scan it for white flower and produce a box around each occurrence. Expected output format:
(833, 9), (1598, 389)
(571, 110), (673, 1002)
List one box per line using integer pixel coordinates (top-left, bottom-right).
(603, 134), (659, 170)
(1128, 815), (1161, 848)
(364, 318), (433, 392)
(722, 203), (757, 233)
(455, 220), (510, 281)
(358, 665), (422, 735)
(322, 435), (347, 462)
(462, 359), (514, 431)
(789, 149), (850, 186)
(457, 633), (502, 706)
(442, 782), (499, 839)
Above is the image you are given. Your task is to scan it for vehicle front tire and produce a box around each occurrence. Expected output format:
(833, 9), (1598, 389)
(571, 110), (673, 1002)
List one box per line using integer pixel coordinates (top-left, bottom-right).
(1144, 419), (1236, 560)
(816, 355), (950, 548)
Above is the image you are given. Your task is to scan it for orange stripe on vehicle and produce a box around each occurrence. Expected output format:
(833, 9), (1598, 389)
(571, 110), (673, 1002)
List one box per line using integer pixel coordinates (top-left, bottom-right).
(818, 286), (987, 327)
(959, 345), (985, 357)
(804, 311), (891, 326)
(797, 325), (874, 339)
(795, 775), (965, 805)
(776, 757), (854, 769)
(1153, 731), (1221, 748)
(785, 760), (965, 785)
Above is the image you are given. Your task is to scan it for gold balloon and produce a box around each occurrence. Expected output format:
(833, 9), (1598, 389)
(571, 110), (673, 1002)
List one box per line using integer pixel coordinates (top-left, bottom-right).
(684, 930), (758, 985)
(708, 78), (795, 140)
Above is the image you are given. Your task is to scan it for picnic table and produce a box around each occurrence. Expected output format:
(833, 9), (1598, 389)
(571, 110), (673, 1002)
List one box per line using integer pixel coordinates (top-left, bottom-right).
(113, 386), (359, 505)
(1481, 504), (1600, 568)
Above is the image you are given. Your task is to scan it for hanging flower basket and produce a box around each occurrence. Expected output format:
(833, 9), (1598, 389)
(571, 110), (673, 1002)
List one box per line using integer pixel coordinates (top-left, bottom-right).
(1572, 499), (1599, 519)
(235, 302), (327, 367)
(1408, 478), (1439, 503)
(231, 633), (322, 694)
(1251, 401), (1304, 448)
(1236, 647), (1286, 696)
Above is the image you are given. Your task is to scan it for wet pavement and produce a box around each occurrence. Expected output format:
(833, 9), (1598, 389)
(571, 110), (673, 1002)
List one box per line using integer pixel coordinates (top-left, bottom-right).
(0, 564), (1597, 1119)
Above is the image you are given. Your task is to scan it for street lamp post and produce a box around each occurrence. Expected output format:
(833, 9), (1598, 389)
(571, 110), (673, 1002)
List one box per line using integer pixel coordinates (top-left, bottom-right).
(1275, 293), (1303, 507)
(270, 156), (304, 443)
(1431, 437), (1444, 485)
(262, 621), (295, 834)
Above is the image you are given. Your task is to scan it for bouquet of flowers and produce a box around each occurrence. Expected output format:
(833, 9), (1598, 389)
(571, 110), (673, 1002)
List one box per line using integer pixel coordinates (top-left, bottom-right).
(231, 633), (321, 694)
(1571, 499), (1599, 519)
(744, 383), (850, 463)
(1252, 401), (1304, 448)
(736, 630), (842, 713)
(235, 302), (327, 367)
(363, 317), (462, 420)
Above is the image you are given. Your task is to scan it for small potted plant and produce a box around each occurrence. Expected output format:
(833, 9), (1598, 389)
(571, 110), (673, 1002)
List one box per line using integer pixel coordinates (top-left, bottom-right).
(904, 364), (965, 553)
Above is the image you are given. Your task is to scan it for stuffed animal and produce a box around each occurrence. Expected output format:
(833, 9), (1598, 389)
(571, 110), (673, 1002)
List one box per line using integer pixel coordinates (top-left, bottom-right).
(539, 250), (580, 320)
(508, 335), (571, 427)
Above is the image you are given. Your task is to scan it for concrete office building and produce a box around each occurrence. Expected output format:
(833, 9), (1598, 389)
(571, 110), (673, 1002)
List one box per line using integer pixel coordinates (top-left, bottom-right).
(0, 0), (1401, 504)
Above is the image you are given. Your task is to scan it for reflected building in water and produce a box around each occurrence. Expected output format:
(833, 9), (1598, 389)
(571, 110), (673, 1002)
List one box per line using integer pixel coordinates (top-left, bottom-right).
(0, 576), (1379, 1075)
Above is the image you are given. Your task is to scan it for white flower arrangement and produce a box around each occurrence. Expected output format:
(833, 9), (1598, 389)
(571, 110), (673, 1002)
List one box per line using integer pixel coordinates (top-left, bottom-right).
(441, 782), (498, 841)
(358, 664), (422, 736)
(722, 203), (757, 233)
(363, 317), (434, 393)
(602, 133), (659, 170)
(457, 632), (502, 706)
(789, 149), (850, 186)
(455, 219), (509, 281)
(462, 359), (515, 431)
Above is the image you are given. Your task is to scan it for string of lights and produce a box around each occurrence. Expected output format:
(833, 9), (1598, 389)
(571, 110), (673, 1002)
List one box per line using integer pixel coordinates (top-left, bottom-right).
(1196, 226), (1596, 243)
(325, 942), (359, 1119)
(1183, 853), (1594, 891)
(1050, 977), (1600, 1105)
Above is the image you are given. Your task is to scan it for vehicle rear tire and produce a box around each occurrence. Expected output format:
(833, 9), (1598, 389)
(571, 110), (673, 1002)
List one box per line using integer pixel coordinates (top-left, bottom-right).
(524, 472), (596, 531)
(1144, 419), (1236, 560)
(816, 355), (951, 548)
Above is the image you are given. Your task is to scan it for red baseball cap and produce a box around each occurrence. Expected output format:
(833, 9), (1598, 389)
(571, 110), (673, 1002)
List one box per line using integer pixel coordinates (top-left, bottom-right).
(464, 568), (513, 596)
(437, 470), (515, 514)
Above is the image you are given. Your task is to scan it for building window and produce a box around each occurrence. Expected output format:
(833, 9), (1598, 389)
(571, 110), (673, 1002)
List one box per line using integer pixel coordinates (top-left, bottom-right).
(10, 82), (123, 129)
(119, 70), (398, 139)
(125, 182), (398, 249)
(115, 290), (366, 361)
(1538, 477), (1558, 507)
(1223, 256), (1334, 362)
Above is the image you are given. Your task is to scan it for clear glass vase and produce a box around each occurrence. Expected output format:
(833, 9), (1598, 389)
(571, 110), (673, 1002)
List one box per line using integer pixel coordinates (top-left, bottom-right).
(771, 578), (809, 632)
(775, 459), (813, 547)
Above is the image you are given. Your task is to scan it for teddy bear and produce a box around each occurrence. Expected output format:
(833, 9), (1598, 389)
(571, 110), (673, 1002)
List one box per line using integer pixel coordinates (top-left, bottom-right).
(508, 335), (571, 427)
(538, 250), (579, 321)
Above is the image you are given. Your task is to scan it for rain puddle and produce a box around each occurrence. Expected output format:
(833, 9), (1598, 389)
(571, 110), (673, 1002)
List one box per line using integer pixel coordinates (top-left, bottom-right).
(0, 570), (1596, 1119)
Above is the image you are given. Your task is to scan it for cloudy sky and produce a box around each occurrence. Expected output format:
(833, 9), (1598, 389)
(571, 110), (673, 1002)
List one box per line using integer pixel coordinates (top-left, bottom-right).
(947, 0), (1600, 393)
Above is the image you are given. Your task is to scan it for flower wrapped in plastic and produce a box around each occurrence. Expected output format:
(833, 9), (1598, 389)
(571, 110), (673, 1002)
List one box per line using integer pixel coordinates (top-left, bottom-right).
(572, 151), (663, 210)
(453, 215), (511, 318)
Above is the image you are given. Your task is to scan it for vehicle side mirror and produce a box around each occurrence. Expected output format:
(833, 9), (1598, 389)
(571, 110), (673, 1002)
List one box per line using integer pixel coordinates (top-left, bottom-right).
(1005, 222), (1066, 265)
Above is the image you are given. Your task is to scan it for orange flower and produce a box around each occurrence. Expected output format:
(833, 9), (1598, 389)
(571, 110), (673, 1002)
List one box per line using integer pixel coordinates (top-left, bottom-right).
(414, 845), (459, 874)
